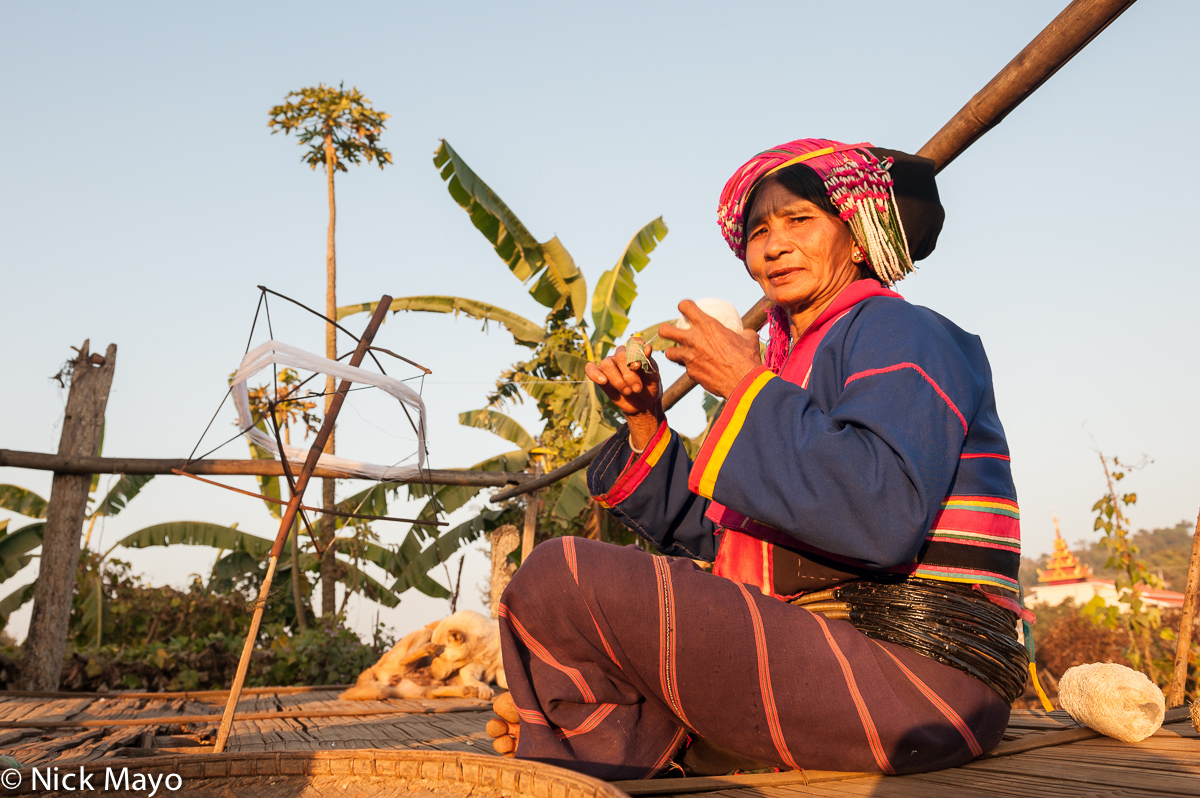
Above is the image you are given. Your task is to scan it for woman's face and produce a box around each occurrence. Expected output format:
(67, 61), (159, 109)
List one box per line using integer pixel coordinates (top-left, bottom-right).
(743, 180), (861, 313)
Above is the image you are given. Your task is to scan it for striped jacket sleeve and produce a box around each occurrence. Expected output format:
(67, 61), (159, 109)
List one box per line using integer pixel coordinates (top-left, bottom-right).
(688, 302), (987, 569)
(586, 420), (719, 561)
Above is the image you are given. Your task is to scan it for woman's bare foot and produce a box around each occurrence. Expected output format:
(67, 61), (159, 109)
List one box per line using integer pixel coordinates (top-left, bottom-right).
(486, 692), (520, 756)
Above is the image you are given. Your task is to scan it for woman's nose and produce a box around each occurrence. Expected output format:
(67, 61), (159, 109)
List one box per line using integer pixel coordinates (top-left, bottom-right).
(763, 224), (791, 258)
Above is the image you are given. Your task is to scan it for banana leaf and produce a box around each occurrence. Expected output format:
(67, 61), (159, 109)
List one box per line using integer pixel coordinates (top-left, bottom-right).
(90, 474), (155, 519)
(338, 295), (545, 348)
(0, 523), (44, 582)
(248, 438), (283, 519)
(529, 236), (587, 319)
(0, 485), (48, 519)
(333, 484), (393, 530)
(459, 409), (536, 451)
(388, 519), (488, 597)
(590, 217), (668, 356)
(408, 449), (528, 533)
(118, 522), (272, 556)
(551, 470), (592, 521)
(209, 550), (262, 592)
(337, 560), (404, 607)
(0, 581), (36, 630)
(433, 140), (546, 283)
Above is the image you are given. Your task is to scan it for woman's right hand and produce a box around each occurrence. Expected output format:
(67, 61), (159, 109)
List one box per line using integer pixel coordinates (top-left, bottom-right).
(585, 343), (665, 449)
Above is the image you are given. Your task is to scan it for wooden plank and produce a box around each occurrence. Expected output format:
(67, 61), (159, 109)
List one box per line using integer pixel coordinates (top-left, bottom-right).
(1027, 747), (1200, 773)
(964, 756), (1200, 795)
(615, 771), (871, 796)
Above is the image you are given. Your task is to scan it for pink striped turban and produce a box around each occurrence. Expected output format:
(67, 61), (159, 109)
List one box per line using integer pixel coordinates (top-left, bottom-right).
(717, 138), (914, 286)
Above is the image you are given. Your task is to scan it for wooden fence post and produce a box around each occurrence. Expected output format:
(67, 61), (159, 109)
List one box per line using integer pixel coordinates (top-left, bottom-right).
(20, 341), (117, 691)
(489, 525), (519, 619)
(521, 464), (540, 564)
(1166, 506), (1200, 707)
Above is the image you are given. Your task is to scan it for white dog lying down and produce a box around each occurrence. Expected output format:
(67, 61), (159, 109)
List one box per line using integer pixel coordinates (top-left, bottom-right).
(340, 610), (507, 701)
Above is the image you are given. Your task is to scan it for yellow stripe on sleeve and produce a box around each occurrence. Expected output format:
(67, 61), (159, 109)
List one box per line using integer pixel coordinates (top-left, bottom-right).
(644, 425), (672, 468)
(696, 371), (775, 498)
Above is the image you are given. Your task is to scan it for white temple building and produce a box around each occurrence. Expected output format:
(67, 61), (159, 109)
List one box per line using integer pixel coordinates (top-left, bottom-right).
(1023, 517), (1184, 609)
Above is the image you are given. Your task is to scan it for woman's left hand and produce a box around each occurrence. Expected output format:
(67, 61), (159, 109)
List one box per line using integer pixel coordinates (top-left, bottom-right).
(660, 300), (762, 398)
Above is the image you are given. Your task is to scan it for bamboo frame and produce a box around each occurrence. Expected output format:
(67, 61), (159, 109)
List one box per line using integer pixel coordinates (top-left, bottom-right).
(212, 295), (393, 753)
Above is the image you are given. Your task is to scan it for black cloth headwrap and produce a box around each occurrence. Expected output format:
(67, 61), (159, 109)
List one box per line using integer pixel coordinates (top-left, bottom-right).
(867, 147), (944, 262)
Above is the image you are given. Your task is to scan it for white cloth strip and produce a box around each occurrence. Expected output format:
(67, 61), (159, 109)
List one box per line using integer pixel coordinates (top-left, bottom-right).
(231, 340), (427, 481)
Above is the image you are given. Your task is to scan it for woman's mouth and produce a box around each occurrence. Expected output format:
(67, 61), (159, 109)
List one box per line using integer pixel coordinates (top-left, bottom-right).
(767, 266), (803, 284)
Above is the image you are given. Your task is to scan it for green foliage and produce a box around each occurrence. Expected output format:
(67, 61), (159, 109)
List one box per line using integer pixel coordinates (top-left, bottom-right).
(91, 474), (155, 519)
(591, 217), (669, 356)
(342, 143), (725, 548)
(431, 140), (548, 285)
(1080, 454), (1165, 683)
(268, 84), (391, 173)
(0, 522), (44, 583)
(338, 296), (546, 348)
(118, 521), (271, 556)
(0, 485), (48, 519)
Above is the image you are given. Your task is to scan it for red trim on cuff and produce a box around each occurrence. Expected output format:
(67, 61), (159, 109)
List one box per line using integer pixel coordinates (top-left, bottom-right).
(593, 419), (671, 508)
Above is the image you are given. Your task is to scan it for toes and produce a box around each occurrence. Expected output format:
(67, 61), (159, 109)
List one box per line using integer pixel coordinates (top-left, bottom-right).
(492, 734), (516, 755)
(493, 692), (519, 724)
(485, 719), (508, 738)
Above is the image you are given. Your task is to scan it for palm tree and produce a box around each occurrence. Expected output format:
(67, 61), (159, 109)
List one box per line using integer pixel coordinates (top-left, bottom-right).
(268, 84), (392, 616)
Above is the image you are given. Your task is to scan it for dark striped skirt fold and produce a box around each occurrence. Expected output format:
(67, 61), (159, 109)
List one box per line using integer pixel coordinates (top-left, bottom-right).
(498, 538), (1010, 780)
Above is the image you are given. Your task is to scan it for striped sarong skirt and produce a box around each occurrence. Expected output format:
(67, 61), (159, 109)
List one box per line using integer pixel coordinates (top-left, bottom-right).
(498, 537), (1011, 780)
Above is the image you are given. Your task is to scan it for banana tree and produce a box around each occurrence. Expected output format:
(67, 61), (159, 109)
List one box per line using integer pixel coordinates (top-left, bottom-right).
(341, 140), (672, 541)
(0, 473), (156, 633)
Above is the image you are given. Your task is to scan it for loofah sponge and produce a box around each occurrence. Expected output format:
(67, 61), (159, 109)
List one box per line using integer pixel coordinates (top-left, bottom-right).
(673, 298), (745, 334)
(1058, 663), (1165, 743)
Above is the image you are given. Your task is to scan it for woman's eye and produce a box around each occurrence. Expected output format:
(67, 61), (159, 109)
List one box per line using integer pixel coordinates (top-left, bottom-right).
(789, 215), (811, 224)
(749, 227), (766, 239)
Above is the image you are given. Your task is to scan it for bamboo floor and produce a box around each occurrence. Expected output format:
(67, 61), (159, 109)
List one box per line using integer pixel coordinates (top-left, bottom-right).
(0, 688), (1194, 797)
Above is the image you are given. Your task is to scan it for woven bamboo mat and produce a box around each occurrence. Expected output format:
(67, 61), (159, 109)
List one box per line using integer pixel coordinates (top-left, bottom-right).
(0, 690), (1196, 797)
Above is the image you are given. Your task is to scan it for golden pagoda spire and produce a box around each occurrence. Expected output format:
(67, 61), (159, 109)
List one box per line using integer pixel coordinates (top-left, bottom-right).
(1037, 513), (1092, 584)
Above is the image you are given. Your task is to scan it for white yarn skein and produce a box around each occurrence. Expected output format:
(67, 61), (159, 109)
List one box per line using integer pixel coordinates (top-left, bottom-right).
(673, 298), (745, 334)
(1058, 662), (1165, 743)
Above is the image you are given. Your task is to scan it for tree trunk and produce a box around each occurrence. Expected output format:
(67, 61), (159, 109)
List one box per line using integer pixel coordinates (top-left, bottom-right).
(489, 525), (519, 619)
(289, 518), (308, 632)
(321, 136), (338, 618)
(20, 341), (116, 691)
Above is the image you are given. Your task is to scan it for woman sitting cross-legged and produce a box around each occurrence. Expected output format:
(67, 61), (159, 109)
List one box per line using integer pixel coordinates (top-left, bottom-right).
(486, 138), (1028, 780)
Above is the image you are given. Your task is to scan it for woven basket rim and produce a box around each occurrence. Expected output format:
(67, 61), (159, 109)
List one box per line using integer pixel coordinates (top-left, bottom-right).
(12, 748), (631, 797)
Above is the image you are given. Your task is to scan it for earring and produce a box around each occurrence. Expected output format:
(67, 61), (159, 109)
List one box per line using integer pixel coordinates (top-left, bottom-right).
(852, 249), (864, 263)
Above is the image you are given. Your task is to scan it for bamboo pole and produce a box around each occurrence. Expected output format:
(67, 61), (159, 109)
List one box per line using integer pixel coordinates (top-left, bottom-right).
(491, 0), (1139, 505)
(212, 295), (392, 754)
(0, 449), (528, 488)
(1166, 506), (1200, 706)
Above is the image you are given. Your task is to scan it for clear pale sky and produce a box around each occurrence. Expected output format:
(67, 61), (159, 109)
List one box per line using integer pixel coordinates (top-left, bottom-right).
(2, 1), (1197, 641)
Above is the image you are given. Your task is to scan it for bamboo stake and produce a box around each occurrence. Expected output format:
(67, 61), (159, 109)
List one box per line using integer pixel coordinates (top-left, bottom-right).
(0, 449), (529, 488)
(1166, 506), (1200, 706)
(0, 705), (489, 730)
(212, 294), (392, 754)
(491, 0), (1139, 505)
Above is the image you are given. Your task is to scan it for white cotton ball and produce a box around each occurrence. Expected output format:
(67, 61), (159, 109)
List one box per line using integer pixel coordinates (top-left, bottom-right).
(1058, 662), (1165, 743)
(674, 298), (744, 333)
